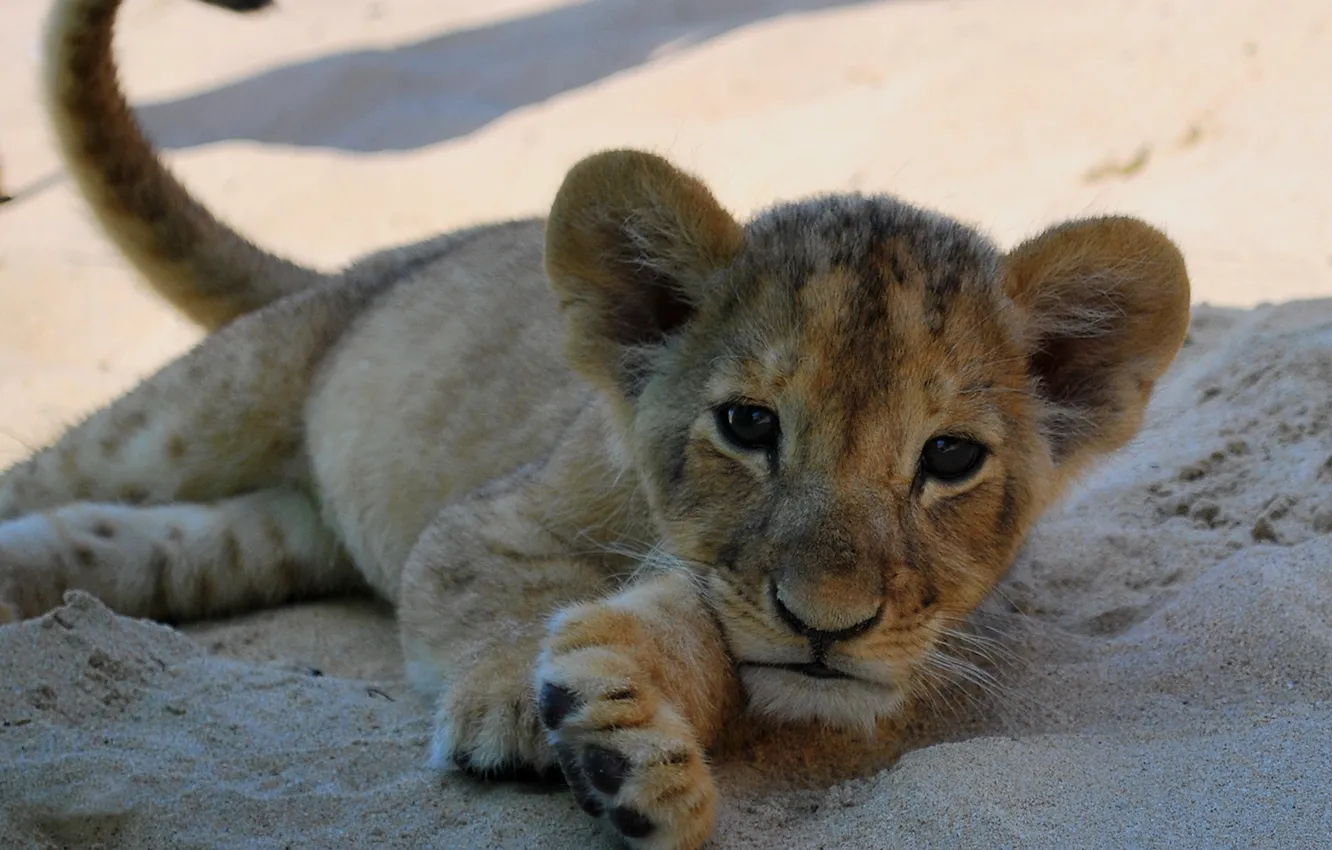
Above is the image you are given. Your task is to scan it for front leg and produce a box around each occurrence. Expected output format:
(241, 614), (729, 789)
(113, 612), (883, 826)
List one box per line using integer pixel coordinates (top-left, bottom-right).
(536, 571), (741, 850)
(396, 493), (619, 779)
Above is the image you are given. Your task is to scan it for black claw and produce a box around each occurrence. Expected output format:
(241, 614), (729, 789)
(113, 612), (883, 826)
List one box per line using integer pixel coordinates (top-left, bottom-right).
(582, 744), (631, 796)
(575, 787), (605, 817)
(609, 806), (655, 839)
(556, 744), (604, 816)
(451, 751), (552, 783)
(534, 762), (567, 785)
(539, 682), (581, 730)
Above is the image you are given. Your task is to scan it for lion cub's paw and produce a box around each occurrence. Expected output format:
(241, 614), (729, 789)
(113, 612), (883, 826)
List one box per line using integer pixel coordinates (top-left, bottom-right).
(431, 653), (557, 782)
(535, 607), (717, 850)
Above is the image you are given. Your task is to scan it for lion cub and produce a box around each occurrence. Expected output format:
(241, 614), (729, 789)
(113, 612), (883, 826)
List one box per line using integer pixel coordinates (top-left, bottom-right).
(0, 0), (1190, 847)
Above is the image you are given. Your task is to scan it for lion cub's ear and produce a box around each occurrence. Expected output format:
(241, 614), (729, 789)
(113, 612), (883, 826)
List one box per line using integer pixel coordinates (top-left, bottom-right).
(545, 150), (743, 395)
(1004, 216), (1191, 478)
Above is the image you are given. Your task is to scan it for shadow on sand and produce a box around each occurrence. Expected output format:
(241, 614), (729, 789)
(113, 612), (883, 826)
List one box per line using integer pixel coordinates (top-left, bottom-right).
(137, 0), (886, 153)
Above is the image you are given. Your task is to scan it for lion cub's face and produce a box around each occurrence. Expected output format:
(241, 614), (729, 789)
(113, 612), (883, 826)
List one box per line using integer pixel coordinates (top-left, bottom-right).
(629, 199), (1048, 728)
(547, 151), (1190, 729)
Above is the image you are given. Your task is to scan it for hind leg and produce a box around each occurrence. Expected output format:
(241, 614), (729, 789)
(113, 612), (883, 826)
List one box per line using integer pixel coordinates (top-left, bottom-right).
(0, 350), (301, 523)
(0, 286), (372, 622)
(0, 284), (371, 522)
(0, 487), (356, 623)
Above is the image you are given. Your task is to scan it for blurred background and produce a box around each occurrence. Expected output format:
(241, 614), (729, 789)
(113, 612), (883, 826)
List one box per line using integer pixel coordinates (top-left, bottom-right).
(1, 0), (1330, 464)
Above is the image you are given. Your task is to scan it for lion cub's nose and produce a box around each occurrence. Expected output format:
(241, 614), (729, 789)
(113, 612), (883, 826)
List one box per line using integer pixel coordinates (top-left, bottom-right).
(770, 582), (882, 645)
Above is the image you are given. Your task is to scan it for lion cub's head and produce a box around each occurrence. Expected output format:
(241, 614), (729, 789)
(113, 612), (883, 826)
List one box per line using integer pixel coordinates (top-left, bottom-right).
(545, 151), (1189, 729)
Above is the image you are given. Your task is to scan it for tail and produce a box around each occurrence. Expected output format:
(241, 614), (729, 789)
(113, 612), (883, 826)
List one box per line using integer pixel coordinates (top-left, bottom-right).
(44, 0), (332, 330)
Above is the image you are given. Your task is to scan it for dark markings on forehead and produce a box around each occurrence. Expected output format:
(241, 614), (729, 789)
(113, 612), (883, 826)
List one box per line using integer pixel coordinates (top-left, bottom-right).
(706, 195), (1004, 455)
(740, 193), (999, 304)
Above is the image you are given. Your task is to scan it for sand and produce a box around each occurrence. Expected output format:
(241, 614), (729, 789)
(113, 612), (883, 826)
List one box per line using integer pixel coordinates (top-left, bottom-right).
(1, 0), (1330, 847)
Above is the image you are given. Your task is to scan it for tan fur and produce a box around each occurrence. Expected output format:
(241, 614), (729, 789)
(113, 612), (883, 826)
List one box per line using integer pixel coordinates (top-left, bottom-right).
(44, 0), (327, 328)
(0, 1), (1191, 847)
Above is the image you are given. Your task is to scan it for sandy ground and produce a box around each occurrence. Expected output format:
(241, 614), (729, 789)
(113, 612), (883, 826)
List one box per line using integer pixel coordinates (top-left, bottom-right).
(1, 0), (1330, 847)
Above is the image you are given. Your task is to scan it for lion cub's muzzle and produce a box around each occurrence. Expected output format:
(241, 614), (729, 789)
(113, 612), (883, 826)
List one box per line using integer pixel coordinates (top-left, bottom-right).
(730, 579), (886, 683)
(730, 579), (908, 727)
(767, 580), (879, 652)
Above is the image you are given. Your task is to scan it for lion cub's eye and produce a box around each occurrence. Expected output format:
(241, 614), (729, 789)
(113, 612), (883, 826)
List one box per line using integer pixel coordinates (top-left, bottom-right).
(717, 403), (780, 450)
(920, 436), (986, 483)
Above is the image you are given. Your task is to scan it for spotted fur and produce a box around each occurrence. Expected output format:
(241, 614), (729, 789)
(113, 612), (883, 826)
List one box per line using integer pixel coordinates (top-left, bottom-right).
(0, 1), (1191, 848)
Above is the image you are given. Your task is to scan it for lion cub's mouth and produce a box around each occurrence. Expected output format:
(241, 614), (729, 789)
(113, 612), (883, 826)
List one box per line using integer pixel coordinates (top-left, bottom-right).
(741, 660), (854, 681)
(736, 656), (906, 728)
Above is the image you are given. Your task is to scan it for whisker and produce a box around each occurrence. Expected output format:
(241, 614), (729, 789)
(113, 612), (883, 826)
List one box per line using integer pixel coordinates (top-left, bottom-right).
(922, 644), (1051, 731)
